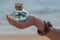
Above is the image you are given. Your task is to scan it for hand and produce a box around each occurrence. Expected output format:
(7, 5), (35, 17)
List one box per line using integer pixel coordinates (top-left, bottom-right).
(6, 15), (35, 29)
(6, 15), (44, 32)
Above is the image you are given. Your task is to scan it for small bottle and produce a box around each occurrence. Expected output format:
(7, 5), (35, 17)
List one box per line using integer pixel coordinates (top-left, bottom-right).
(10, 3), (29, 22)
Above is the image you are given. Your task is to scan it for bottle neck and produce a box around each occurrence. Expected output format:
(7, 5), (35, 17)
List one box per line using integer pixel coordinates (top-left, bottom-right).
(16, 9), (23, 11)
(15, 9), (24, 12)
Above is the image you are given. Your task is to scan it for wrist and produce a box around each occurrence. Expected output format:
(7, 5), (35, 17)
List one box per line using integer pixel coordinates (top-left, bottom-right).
(37, 21), (53, 36)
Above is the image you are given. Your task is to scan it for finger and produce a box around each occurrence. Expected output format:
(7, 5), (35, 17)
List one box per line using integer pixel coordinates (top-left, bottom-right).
(6, 15), (21, 27)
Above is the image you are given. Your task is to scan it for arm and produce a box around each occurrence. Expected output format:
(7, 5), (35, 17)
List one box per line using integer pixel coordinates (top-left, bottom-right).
(36, 20), (60, 40)
(34, 17), (44, 32)
(6, 15), (60, 40)
(46, 28), (60, 40)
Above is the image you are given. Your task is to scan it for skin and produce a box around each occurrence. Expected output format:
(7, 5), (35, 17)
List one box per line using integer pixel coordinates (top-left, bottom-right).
(6, 15), (60, 40)
(46, 28), (60, 40)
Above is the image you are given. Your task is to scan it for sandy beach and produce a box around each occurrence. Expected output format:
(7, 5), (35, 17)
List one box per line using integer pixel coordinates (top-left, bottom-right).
(0, 34), (50, 40)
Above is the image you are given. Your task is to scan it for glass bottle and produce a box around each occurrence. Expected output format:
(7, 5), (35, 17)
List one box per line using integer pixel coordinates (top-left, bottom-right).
(9, 3), (29, 22)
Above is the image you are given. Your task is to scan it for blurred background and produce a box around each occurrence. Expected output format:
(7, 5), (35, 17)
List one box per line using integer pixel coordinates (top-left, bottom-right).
(0, 0), (60, 35)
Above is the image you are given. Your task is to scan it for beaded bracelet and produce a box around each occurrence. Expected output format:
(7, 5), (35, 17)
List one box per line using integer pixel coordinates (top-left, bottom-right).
(37, 21), (53, 35)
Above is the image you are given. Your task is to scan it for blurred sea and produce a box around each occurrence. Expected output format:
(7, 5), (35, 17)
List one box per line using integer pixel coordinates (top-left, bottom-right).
(0, 0), (60, 35)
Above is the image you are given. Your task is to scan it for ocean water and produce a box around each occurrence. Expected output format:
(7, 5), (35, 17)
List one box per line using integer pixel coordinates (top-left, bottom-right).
(0, 0), (60, 35)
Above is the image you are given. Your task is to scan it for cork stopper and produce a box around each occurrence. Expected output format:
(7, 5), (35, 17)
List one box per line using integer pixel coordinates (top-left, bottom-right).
(15, 3), (23, 10)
